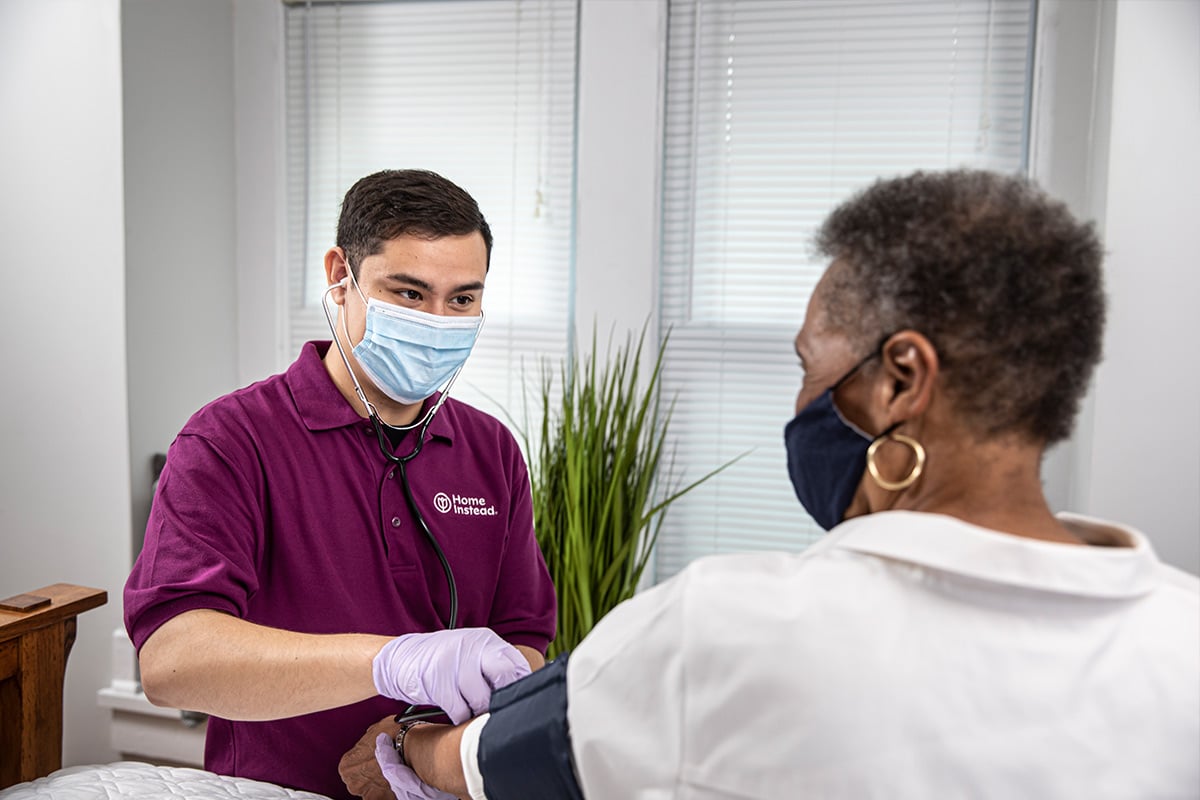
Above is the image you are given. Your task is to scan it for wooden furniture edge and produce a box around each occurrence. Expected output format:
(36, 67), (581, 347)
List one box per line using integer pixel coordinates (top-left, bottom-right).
(0, 584), (108, 644)
(0, 583), (108, 788)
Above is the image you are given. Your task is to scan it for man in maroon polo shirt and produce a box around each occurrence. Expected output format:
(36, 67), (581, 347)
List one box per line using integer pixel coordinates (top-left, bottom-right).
(124, 169), (557, 799)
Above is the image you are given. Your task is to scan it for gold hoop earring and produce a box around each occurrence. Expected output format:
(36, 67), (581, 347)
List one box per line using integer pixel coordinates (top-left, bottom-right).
(866, 433), (926, 492)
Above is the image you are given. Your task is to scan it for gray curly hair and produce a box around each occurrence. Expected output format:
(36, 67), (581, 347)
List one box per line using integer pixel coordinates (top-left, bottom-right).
(815, 169), (1106, 445)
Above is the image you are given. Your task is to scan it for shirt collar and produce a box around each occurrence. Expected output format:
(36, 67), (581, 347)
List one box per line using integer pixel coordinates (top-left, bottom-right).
(286, 341), (457, 444)
(827, 510), (1162, 599)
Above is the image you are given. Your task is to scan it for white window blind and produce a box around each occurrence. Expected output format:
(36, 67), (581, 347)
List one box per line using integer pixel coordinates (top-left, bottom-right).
(657, 0), (1036, 579)
(284, 0), (578, 422)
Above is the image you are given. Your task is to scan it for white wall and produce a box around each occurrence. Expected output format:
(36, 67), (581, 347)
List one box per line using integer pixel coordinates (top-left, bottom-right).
(1083, 0), (1200, 574)
(234, 0), (287, 385)
(0, 0), (130, 766)
(123, 0), (240, 564)
(0, 0), (244, 769)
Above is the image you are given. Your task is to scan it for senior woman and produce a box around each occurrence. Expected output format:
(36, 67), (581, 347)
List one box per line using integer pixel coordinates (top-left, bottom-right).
(341, 169), (1199, 799)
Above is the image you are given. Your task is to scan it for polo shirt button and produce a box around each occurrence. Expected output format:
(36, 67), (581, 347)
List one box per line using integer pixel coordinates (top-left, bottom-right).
(391, 517), (402, 527)
(388, 471), (395, 479)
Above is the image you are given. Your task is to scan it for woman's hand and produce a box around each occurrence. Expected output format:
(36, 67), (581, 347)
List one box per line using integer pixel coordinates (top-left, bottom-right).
(372, 731), (460, 800)
(339, 715), (465, 800)
(339, 715), (403, 800)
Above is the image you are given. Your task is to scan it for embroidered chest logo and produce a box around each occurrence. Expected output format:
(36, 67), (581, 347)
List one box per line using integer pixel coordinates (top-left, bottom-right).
(433, 491), (498, 517)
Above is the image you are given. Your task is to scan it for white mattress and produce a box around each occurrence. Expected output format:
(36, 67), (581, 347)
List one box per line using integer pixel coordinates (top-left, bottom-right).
(0, 762), (333, 800)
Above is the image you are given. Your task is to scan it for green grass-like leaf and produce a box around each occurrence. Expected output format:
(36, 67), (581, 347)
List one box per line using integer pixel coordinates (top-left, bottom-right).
(514, 322), (744, 659)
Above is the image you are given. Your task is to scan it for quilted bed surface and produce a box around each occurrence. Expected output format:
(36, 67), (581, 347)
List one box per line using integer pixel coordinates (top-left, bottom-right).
(0, 762), (333, 800)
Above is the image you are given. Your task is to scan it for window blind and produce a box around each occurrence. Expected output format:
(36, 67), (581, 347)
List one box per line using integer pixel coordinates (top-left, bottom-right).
(656, 0), (1036, 580)
(284, 0), (578, 423)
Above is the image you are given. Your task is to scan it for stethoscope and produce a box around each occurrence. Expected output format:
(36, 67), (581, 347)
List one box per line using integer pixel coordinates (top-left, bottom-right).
(322, 277), (473, 722)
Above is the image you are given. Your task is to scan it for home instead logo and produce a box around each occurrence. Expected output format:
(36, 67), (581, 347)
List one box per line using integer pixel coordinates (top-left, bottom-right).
(433, 491), (498, 517)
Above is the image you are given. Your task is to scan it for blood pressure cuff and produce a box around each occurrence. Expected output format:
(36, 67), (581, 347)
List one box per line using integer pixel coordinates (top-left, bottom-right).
(476, 654), (584, 800)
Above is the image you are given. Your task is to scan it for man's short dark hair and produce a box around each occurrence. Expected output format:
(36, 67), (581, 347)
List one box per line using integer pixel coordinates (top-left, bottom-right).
(336, 169), (493, 274)
(815, 168), (1106, 445)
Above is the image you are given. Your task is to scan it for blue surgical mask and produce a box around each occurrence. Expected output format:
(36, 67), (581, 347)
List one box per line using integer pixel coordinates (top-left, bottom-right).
(783, 351), (880, 530)
(352, 295), (483, 406)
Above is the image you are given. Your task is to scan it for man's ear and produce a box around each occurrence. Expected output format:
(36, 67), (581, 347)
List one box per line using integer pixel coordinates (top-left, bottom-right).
(877, 330), (938, 425)
(324, 247), (351, 304)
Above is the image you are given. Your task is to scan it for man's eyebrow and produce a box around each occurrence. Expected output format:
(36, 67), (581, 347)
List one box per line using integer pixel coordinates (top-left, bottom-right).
(383, 272), (434, 292)
(382, 273), (485, 294)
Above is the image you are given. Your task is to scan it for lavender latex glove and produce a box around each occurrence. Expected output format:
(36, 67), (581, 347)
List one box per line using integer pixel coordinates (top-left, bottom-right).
(372, 628), (532, 723)
(373, 733), (456, 800)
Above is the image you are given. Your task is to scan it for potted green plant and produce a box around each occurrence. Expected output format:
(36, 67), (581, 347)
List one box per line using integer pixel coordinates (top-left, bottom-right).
(517, 324), (740, 659)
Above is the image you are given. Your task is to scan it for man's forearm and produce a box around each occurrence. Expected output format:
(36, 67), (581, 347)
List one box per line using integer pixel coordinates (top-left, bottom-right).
(138, 609), (390, 720)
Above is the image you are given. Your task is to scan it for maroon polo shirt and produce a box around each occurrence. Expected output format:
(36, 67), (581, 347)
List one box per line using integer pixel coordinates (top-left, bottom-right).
(124, 341), (556, 799)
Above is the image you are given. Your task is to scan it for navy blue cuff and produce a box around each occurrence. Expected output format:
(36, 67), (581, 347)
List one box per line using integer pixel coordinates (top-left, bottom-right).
(477, 654), (584, 800)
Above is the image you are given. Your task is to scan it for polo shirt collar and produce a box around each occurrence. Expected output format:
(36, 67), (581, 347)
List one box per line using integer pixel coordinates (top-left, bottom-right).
(828, 510), (1161, 599)
(286, 341), (457, 443)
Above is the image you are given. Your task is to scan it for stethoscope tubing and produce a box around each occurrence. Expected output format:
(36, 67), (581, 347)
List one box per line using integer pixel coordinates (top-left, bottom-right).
(378, 418), (463, 724)
(320, 282), (464, 723)
(369, 413), (460, 631)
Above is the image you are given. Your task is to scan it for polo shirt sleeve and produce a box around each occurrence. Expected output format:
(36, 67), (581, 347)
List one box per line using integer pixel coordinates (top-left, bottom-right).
(124, 429), (264, 651)
(485, 444), (557, 654)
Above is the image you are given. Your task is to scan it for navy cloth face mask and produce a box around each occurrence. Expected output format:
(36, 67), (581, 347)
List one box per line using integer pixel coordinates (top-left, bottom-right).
(783, 353), (879, 531)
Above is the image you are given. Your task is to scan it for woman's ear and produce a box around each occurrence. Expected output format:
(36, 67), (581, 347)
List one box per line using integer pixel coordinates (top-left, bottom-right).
(878, 330), (938, 425)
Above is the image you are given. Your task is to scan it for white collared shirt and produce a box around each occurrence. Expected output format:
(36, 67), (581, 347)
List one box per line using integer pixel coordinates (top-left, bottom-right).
(464, 511), (1200, 798)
